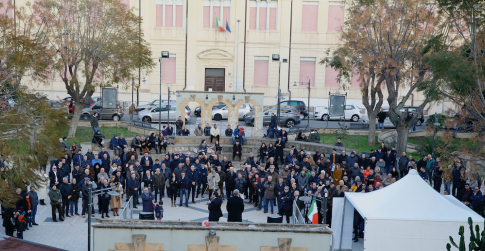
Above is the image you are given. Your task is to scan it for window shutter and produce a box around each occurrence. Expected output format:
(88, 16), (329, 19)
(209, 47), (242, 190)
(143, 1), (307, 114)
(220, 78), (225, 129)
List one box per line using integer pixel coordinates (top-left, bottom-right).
(254, 58), (269, 86)
(249, 7), (257, 30)
(327, 3), (344, 32)
(299, 59), (316, 87)
(165, 5), (173, 27)
(302, 2), (318, 32)
(325, 65), (340, 87)
(156, 5), (163, 27)
(203, 6), (210, 28)
(161, 57), (176, 84)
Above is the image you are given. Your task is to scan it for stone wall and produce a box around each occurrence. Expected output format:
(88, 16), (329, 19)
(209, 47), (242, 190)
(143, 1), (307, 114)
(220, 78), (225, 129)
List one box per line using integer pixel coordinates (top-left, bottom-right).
(93, 220), (332, 251)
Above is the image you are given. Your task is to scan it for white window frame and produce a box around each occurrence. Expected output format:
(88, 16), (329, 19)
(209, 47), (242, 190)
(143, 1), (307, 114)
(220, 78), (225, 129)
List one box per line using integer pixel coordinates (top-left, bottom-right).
(250, 0), (278, 30)
(203, 0), (231, 29)
(156, 0), (183, 28)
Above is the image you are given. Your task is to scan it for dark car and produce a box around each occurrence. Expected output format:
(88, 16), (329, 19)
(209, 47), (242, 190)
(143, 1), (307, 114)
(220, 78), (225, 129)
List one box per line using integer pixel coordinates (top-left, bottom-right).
(403, 106), (425, 126)
(63, 96), (98, 108)
(266, 100), (308, 118)
(244, 107), (301, 128)
(194, 102), (226, 117)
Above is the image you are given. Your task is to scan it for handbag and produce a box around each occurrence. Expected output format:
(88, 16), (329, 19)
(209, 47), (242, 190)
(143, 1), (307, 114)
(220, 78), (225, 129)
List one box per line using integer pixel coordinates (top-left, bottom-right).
(165, 179), (170, 188)
(26, 215), (33, 223)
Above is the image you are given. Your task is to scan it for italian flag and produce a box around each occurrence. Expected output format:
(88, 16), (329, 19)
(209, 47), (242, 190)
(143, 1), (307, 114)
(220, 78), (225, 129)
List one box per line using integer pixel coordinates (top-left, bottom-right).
(216, 16), (225, 32)
(307, 200), (319, 224)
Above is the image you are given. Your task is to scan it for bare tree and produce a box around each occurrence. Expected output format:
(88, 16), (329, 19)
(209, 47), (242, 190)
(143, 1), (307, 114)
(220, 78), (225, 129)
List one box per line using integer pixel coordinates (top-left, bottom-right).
(38, 0), (155, 137)
(324, 48), (385, 145)
(336, 0), (445, 153)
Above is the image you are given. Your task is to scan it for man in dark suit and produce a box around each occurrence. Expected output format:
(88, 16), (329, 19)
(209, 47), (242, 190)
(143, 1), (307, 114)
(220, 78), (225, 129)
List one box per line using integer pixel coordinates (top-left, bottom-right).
(226, 189), (244, 222)
(208, 192), (223, 222)
(49, 166), (62, 187)
(274, 137), (285, 165)
(225, 167), (237, 200)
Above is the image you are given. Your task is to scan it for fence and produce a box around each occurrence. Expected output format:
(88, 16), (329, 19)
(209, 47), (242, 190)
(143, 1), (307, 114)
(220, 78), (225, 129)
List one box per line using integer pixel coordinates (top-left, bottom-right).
(292, 199), (305, 224)
(117, 195), (133, 220)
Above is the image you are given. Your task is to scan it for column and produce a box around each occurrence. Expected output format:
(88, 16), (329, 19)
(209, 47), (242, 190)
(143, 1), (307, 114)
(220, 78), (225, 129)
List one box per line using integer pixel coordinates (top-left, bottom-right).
(266, 0), (270, 30)
(210, 0), (214, 28)
(256, 0), (260, 30)
(172, 0), (176, 27)
(220, 0), (223, 25)
(162, 0), (166, 27)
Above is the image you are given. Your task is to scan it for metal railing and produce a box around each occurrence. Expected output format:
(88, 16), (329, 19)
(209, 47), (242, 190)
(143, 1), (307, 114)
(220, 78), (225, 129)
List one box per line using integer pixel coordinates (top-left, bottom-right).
(292, 200), (305, 224)
(304, 192), (327, 224)
(118, 195), (133, 220)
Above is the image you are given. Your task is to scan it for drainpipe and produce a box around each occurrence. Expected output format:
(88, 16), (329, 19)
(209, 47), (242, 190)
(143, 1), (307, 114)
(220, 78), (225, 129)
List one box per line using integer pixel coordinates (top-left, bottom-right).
(242, 0), (248, 92)
(287, 0), (293, 100)
(183, 0), (188, 90)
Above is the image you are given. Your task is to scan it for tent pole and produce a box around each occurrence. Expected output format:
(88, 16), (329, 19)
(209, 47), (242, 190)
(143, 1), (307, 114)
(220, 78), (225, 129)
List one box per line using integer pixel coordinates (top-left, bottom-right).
(339, 198), (347, 251)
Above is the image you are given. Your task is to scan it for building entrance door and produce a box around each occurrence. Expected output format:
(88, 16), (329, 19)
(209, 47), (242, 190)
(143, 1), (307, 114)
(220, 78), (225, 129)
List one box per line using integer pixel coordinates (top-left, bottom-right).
(205, 68), (225, 91)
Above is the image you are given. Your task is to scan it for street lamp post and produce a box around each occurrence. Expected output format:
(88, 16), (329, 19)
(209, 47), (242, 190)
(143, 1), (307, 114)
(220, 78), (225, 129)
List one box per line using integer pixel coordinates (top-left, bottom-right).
(293, 80), (311, 127)
(235, 19), (241, 92)
(159, 51), (170, 135)
(431, 112), (440, 158)
(87, 183), (120, 251)
(272, 54), (281, 125)
(131, 76), (134, 121)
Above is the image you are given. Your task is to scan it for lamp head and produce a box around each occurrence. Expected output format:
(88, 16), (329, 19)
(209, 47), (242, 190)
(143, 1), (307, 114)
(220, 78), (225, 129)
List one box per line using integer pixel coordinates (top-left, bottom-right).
(272, 54), (280, 62)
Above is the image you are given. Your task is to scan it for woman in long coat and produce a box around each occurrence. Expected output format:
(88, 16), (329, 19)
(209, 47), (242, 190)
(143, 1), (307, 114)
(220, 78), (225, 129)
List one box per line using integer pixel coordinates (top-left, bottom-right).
(109, 176), (123, 216)
(38, 171), (49, 205)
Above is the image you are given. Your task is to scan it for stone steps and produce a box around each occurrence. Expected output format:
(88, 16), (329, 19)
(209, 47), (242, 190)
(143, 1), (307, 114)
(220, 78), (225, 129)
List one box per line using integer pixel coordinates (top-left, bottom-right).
(93, 136), (336, 153)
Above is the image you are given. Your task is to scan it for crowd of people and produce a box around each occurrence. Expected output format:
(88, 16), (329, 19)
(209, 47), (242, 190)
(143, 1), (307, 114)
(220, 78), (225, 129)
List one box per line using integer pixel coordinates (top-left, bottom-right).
(1, 112), (482, 240)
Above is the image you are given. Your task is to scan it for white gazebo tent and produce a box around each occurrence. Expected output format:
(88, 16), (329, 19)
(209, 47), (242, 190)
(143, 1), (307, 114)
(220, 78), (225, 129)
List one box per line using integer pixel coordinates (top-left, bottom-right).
(333, 169), (483, 251)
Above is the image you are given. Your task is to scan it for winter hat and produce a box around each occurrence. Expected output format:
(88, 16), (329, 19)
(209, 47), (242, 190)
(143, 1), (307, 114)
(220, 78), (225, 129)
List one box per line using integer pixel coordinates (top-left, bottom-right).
(114, 134), (118, 137)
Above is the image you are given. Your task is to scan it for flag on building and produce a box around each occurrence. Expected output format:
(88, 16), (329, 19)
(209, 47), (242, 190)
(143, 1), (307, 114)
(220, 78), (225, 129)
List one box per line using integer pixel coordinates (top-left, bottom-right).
(307, 200), (319, 224)
(216, 16), (225, 32)
(226, 18), (231, 33)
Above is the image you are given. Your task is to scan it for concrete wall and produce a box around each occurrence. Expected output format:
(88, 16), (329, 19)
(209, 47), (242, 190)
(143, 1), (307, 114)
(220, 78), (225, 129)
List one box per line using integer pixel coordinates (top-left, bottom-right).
(93, 220), (332, 251)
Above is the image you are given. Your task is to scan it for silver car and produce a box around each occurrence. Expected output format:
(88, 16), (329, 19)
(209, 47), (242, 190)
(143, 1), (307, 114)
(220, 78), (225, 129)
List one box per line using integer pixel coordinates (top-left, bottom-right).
(138, 104), (191, 123)
(212, 103), (252, 121)
(136, 99), (176, 113)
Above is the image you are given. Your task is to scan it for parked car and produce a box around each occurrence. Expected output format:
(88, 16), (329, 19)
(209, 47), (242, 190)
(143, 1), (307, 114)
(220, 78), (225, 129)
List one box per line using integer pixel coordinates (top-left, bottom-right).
(365, 107), (424, 128)
(244, 107), (301, 128)
(136, 99), (176, 113)
(212, 103), (253, 121)
(138, 104), (191, 123)
(81, 101), (124, 121)
(47, 100), (69, 113)
(266, 100), (308, 118)
(402, 106), (425, 126)
(194, 102), (226, 117)
(63, 96), (97, 108)
(314, 104), (362, 122)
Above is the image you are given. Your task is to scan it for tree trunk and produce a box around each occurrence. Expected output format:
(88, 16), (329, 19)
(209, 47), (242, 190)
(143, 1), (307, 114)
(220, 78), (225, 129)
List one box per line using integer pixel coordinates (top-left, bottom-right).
(396, 123), (409, 155)
(67, 104), (84, 138)
(367, 112), (378, 145)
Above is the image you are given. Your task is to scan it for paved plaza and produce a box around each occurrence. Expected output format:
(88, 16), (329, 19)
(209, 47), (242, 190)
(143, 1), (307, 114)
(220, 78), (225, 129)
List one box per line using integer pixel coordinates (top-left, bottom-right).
(1, 192), (364, 251)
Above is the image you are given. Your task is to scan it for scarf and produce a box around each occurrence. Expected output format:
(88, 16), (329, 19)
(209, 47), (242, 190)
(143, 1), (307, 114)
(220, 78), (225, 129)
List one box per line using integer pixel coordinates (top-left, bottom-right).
(27, 199), (31, 210)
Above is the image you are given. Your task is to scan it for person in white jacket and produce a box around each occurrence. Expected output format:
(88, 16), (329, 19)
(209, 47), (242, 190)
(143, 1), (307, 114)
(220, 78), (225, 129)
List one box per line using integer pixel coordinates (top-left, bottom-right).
(210, 124), (220, 144)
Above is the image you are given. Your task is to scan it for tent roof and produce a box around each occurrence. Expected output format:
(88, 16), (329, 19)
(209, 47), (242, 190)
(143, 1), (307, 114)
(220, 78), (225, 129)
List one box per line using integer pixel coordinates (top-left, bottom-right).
(345, 169), (483, 222)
